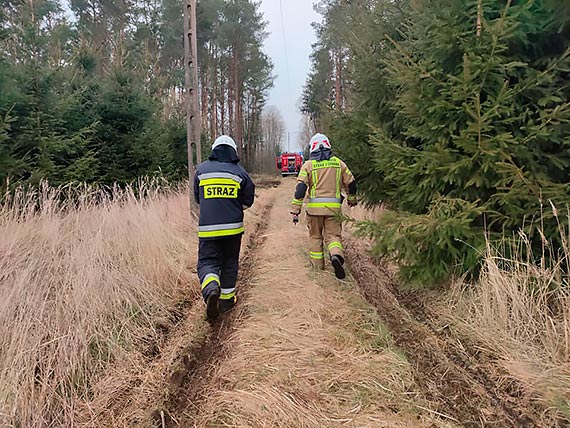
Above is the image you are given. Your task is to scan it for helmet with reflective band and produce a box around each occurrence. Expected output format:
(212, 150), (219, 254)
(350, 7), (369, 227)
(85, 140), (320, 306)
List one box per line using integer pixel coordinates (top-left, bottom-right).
(309, 133), (332, 154)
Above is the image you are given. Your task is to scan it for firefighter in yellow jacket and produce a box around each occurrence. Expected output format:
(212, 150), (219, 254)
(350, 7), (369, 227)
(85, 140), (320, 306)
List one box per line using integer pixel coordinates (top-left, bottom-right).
(291, 133), (357, 279)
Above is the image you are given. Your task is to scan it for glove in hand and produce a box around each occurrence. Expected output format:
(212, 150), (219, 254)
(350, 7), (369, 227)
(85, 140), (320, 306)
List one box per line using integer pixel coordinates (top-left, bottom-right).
(290, 212), (300, 225)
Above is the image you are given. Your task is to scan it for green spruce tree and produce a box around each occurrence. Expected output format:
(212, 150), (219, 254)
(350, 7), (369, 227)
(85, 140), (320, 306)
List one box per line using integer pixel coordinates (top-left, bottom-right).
(331, 0), (570, 285)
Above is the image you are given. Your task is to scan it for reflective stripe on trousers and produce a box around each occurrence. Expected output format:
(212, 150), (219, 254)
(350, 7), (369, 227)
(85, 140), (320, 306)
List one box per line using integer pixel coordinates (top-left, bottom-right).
(220, 287), (236, 300)
(198, 222), (244, 238)
(201, 273), (220, 290)
(328, 241), (343, 251)
(310, 251), (324, 260)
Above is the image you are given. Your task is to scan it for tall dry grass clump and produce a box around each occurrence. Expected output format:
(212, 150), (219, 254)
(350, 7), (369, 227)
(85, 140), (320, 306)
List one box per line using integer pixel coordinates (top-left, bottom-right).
(451, 210), (570, 417)
(0, 180), (197, 427)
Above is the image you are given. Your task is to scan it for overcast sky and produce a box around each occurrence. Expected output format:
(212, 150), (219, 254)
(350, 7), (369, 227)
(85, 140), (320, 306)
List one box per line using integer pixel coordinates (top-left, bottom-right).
(258, 0), (320, 152)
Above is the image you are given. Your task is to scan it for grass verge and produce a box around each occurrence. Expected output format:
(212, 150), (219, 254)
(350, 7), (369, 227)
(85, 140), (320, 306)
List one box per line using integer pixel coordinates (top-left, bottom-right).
(0, 181), (197, 427)
(449, 224), (570, 421)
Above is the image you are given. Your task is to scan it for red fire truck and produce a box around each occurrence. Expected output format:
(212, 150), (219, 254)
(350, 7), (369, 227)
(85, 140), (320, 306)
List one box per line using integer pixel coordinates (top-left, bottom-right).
(276, 153), (303, 177)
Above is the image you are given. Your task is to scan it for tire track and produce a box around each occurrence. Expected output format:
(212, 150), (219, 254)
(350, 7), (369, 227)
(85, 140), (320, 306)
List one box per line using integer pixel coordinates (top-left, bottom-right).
(153, 191), (277, 427)
(344, 235), (555, 428)
(394, 290), (564, 428)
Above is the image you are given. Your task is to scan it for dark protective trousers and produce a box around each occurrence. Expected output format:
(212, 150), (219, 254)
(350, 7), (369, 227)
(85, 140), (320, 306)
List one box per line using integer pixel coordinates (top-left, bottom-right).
(197, 235), (242, 304)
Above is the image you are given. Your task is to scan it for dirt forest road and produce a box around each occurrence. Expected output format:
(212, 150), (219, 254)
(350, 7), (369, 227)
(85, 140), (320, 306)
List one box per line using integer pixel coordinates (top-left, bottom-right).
(106, 179), (561, 428)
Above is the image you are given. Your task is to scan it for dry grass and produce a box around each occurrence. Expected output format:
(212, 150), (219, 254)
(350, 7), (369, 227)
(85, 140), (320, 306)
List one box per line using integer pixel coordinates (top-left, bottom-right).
(249, 173), (282, 189)
(0, 180), (197, 427)
(345, 203), (384, 223)
(450, 219), (570, 418)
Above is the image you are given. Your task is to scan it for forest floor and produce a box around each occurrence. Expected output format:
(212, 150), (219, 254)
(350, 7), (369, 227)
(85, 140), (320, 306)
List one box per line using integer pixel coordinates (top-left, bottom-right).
(91, 179), (565, 428)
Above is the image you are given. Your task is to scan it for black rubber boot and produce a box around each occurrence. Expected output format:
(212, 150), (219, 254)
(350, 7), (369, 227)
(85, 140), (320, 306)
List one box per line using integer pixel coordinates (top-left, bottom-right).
(331, 255), (346, 280)
(206, 289), (220, 320)
(219, 297), (236, 314)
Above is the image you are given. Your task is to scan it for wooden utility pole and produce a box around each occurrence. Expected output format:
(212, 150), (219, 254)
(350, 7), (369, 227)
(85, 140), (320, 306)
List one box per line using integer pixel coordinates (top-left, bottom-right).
(184, 0), (202, 183)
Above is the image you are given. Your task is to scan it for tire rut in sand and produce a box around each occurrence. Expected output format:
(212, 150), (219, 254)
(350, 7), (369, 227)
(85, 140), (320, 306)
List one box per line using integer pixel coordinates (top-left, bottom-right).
(152, 192), (277, 427)
(344, 236), (553, 428)
(394, 290), (565, 428)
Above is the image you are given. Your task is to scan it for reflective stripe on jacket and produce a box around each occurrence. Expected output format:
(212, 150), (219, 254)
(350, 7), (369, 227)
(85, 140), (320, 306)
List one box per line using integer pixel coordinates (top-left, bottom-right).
(194, 161), (255, 240)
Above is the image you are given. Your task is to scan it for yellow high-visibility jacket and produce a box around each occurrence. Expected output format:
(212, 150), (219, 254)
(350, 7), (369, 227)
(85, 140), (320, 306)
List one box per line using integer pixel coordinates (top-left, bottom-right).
(291, 156), (355, 216)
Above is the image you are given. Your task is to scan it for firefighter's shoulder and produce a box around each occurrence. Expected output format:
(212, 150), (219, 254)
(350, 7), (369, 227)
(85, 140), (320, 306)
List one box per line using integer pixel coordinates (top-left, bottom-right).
(335, 156), (350, 170)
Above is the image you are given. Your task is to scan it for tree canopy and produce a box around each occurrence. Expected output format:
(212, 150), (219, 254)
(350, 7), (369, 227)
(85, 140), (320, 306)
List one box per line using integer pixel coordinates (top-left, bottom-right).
(0, 0), (275, 188)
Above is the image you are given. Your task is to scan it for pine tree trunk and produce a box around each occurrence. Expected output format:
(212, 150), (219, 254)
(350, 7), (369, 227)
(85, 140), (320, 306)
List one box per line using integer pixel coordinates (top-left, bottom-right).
(229, 55), (235, 138)
(201, 68), (209, 137)
(211, 49), (218, 138)
(236, 95), (243, 160)
(335, 48), (343, 111)
(234, 53), (243, 158)
(190, 0), (202, 163)
(211, 68), (218, 139)
(220, 75), (226, 135)
(162, 86), (172, 122)
(250, 98), (257, 169)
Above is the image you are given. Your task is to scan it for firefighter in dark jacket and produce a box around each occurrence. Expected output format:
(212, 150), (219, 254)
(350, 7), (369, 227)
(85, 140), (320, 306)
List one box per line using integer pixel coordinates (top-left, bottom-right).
(194, 135), (255, 320)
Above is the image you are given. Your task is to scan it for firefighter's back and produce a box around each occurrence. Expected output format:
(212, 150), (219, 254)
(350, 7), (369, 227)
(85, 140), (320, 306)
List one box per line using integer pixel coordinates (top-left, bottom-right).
(290, 133), (357, 279)
(300, 156), (349, 217)
(193, 136), (256, 320)
(195, 160), (249, 239)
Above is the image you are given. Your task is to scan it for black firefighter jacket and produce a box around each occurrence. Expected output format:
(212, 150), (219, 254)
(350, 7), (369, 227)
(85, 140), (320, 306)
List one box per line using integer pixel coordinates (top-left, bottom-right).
(193, 146), (255, 240)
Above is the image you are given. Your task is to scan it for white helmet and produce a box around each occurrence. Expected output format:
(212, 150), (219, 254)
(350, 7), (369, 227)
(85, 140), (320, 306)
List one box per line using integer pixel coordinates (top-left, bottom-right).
(309, 133), (332, 154)
(212, 135), (238, 152)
